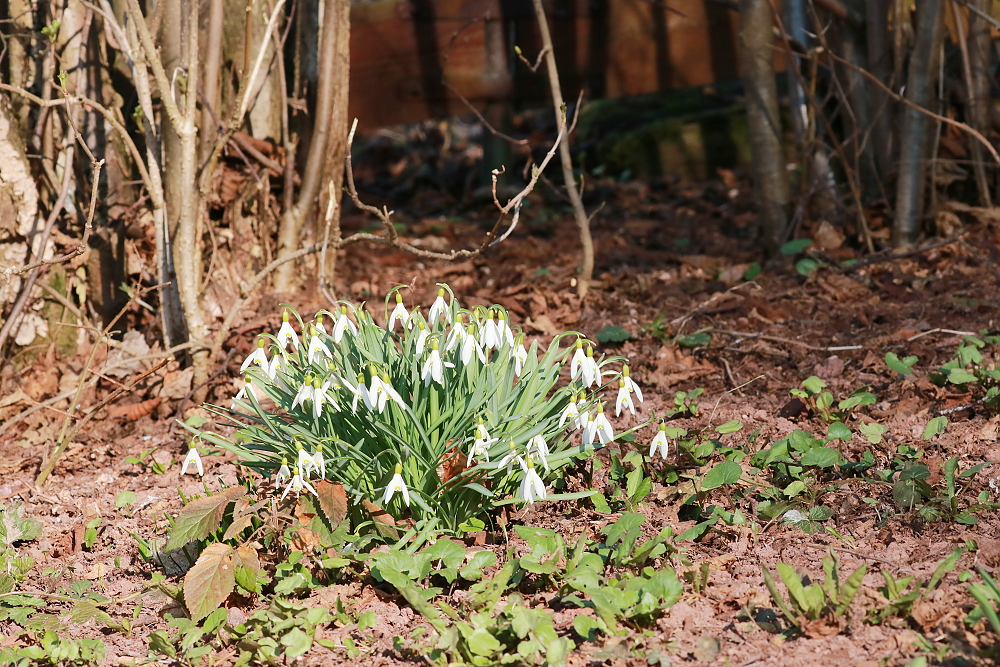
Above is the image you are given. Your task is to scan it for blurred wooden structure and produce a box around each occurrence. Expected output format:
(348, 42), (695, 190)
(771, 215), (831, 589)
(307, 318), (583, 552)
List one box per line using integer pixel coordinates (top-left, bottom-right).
(349, 0), (742, 127)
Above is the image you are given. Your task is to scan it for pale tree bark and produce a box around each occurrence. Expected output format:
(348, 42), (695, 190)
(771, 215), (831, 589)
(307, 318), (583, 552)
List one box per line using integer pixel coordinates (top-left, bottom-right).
(740, 0), (789, 251)
(893, 0), (945, 247)
(531, 0), (594, 298)
(274, 0), (350, 293)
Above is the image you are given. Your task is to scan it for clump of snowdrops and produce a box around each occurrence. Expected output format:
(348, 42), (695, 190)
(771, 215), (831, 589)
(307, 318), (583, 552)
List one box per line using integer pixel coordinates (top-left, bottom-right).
(185, 285), (651, 535)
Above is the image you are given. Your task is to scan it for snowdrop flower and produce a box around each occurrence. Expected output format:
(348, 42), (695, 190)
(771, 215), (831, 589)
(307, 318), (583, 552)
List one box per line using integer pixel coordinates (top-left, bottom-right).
(580, 346), (601, 388)
(445, 314), (466, 352)
(461, 324), (487, 365)
(368, 372), (406, 413)
(311, 447), (325, 479)
(333, 306), (358, 343)
(276, 310), (300, 351)
(291, 375), (314, 412)
(559, 393), (580, 429)
(469, 418), (497, 464)
(497, 441), (527, 476)
(519, 458), (547, 504)
(275, 457), (291, 485)
(480, 314), (501, 350)
(415, 320), (429, 355)
(622, 364), (643, 403)
(347, 373), (368, 411)
(267, 353), (286, 382)
(592, 406), (615, 444)
(241, 338), (269, 372)
(382, 464), (410, 507)
(649, 423), (671, 459)
(389, 293), (410, 331)
(314, 313), (328, 336)
(497, 313), (515, 348)
(307, 325), (332, 365)
(570, 339), (586, 381)
(582, 412), (597, 445)
(423, 340), (446, 386)
(233, 377), (257, 408)
(615, 380), (636, 416)
(309, 377), (328, 419)
(428, 288), (449, 324)
(319, 374), (342, 412)
(527, 434), (550, 471)
(296, 442), (313, 478)
(181, 447), (203, 476)
(513, 334), (529, 376)
(280, 472), (318, 501)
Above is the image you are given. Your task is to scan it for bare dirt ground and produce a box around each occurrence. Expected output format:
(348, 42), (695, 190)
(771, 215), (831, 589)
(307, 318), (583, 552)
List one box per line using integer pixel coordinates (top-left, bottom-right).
(3, 173), (1000, 666)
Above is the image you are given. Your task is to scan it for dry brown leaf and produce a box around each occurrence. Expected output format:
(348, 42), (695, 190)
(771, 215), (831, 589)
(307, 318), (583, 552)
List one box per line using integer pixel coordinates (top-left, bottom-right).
(315, 480), (348, 530)
(108, 397), (161, 421)
(525, 314), (560, 336)
(361, 499), (400, 540)
(799, 613), (846, 638)
(814, 220), (846, 250)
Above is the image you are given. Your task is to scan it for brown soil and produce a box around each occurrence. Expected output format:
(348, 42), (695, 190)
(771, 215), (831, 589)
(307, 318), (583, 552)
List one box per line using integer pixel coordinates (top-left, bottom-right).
(3, 176), (1000, 666)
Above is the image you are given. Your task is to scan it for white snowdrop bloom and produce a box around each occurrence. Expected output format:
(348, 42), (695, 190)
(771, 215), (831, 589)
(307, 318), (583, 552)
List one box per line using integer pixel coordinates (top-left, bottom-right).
(559, 393), (580, 429)
(276, 311), (300, 351)
(582, 412), (597, 446)
(275, 457), (291, 485)
(181, 447), (204, 476)
(519, 459), (547, 504)
(311, 447), (325, 479)
(622, 364), (643, 403)
(233, 377), (258, 408)
(296, 443), (313, 478)
(320, 376), (342, 412)
(615, 380), (636, 416)
(415, 320), (430, 355)
(580, 346), (601, 388)
(291, 375), (314, 412)
(314, 313), (328, 336)
(649, 423), (671, 459)
(346, 373), (368, 411)
(469, 419), (497, 464)
(428, 288), (449, 324)
(389, 293), (410, 331)
(513, 334), (529, 376)
(445, 314), (466, 352)
(570, 339), (586, 381)
(368, 373), (406, 413)
(241, 338), (269, 372)
(480, 314), (501, 350)
(280, 473), (318, 501)
(333, 306), (358, 343)
(382, 464), (411, 507)
(423, 340), (446, 386)
(309, 377), (328, 419)
(497, 441), (527, 476)
(307, 327), (332, 365)
(593, 408), (615, 444)
(782, 509), (808, 524)
(267, 353), (286, 382)
(527, 434), (550, 471)
(497, 313), (515, 348)
(459, 325), (485, 366)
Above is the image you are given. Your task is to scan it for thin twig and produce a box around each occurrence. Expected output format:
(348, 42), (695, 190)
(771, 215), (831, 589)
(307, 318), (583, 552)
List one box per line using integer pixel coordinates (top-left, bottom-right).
(711, 328), (863, 352)
(441, 81), (528, 146)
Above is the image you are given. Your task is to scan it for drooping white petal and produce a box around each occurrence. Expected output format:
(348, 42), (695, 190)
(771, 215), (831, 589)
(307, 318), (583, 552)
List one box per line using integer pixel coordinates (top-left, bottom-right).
(570, 342), (586, 381)
(281, 474), (318, 500)
(622, 364), (643, 403)
(181, 448), (204, 476)
(593, 411), (614, 444)
(275, 459), (291, 485)
(241, 341), (269, 372)
(422, 347), (445, 386)
(382, 467), (410, 507)
(415, 325), (429, 356)
(428, 289), (449, 324)
(616, 383), (635, 416)
(389, 297), (410, 332)
(445, 316), (466, 352)
(461, 327), (486, 365)
(519, 463), (547, 504)
(333, 307), (358, 343)
(277, 317), (300, 351)
(559, 401), (579, 429)
(307, 335), (332, 365)
(649, 428), (670, 459)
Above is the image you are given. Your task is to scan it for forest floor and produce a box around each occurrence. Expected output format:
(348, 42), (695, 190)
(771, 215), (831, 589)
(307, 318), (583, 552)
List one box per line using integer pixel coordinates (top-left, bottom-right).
(3, 171), (1000, 666)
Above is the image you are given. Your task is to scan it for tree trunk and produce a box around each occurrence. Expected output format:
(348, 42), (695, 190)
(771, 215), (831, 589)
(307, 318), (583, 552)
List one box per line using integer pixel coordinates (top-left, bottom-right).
(866, 0), (894, 186)
(841, 0), (879, 203)
(739, 0), (789, 251)
(966, 0), (993, 207)
(274, 0), (349, 293)
(893, 0), (945, 247)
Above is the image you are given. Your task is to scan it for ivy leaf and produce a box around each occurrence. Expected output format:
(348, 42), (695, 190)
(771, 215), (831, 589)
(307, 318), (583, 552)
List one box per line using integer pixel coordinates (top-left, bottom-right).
(459, 551), (497, 581)
(701, 462), (742, 490)
(595, 326), (632, 343)
(947, 368), (977, 385)
(801, 376), (827, 395)
(800, 447), (842, 468)
(183, 543), (236, 621)
(923, 416), (948, 440)
(165, 487), (246, 551)
(716, 420), (743, 435)
(859, 422), (887, 444)
(885, 353), (917, 375)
